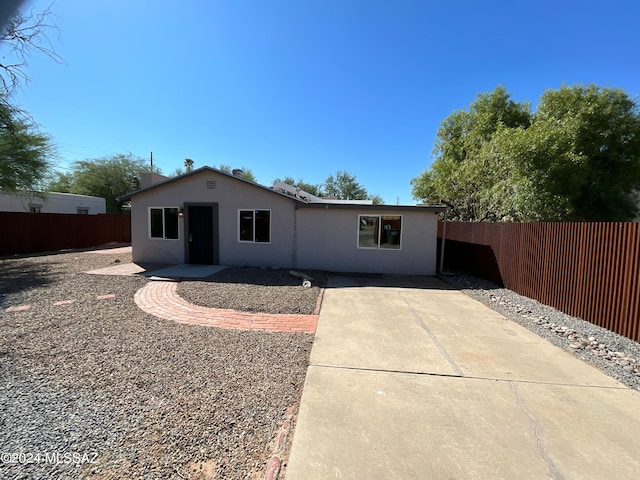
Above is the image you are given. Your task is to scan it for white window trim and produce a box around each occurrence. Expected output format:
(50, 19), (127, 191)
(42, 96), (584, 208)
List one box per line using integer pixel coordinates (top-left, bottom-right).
(356, 214), (403, 250)
(148, 206), (181, 240)
(237, 208), (272, 244)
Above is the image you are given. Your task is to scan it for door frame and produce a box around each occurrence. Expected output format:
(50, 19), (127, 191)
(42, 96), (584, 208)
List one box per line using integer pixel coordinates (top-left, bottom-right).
(184, 202), (219, 264)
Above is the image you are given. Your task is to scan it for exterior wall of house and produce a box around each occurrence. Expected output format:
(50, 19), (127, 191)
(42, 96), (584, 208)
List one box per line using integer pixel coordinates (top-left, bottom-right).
(0, 191), (106, 214)
(295, 206), (439, 275)
(130, 170), (297, 266)
(140, 172), (169, 189)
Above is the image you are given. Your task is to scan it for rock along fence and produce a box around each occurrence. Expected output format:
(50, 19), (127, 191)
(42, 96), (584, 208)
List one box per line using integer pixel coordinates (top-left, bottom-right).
(0, 212), (131, 256)
(439, 222), (640, 343)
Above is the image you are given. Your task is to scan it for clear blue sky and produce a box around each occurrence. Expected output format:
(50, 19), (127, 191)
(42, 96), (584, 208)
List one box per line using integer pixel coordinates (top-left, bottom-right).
(8, 0), (640, 204)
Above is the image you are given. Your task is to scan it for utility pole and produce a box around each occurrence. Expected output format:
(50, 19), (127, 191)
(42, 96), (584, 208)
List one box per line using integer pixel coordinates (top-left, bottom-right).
(150, 151), (153, 170)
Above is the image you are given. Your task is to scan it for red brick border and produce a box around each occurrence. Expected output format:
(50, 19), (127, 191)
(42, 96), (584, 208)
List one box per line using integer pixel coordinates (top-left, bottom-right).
(134, 281), (319, 333)
(263, 405), (296, 480)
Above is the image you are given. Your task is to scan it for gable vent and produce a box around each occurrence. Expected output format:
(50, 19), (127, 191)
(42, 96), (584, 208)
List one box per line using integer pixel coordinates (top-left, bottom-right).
(206, 180), (216, 190)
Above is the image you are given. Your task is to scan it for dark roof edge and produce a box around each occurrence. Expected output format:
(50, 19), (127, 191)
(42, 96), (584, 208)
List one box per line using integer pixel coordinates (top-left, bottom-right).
(297, 203), (447, 212)
(117, 166), (306, 203)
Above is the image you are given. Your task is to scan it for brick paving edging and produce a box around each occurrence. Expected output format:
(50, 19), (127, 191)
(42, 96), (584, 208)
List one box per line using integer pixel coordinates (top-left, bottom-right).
(134, 280), (320, 334)
(263, 405), (296, 480)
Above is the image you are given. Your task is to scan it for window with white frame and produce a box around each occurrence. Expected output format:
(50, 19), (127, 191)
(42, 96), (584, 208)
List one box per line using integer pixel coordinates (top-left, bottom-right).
(149, 207), (179, 239)
(358, 215), (402, 249)
(238, 209), (271, 243)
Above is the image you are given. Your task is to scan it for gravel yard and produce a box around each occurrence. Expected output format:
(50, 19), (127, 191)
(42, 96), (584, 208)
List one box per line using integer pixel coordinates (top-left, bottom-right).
(0, 249), (315, 479)
(178, 268), (327, 315)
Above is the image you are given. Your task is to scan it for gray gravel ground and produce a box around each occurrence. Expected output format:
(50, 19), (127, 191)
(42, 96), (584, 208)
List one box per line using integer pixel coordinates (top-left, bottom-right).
(442, 272), (640, 392)
(178, 268), (327, 314)
(0, 249), (314, 479)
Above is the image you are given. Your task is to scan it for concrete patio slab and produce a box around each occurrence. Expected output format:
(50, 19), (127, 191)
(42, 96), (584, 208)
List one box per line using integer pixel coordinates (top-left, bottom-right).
(515, 382), (640, 479)
(84, 262), (224, 279)
(142, 264), (228, 279)
(311, 285), (459, 375)
(83, 246), (132, 255)
(286, 274), (640, 480)
(85, 263), (148, 276)
(440, 333), (623, 386)
(289, 367), (549, 479)
(405, 288), (623, 386)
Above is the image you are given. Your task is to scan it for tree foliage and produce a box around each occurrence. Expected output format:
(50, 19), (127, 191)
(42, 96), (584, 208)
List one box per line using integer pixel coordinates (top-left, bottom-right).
(0, 97), (53, 191)
(45, 170), (73, 193)
(215, 164), (256, 182)
(411, 85), (640, 221)
(369, 194), (384, 205)
(48, 154), (158, 213)
(275, 171), (384, 203)
(273, 176), (324, 197)
(0, 4), (63, 101)
(323, 170), (369, 200)
(0, 4), (61, 192)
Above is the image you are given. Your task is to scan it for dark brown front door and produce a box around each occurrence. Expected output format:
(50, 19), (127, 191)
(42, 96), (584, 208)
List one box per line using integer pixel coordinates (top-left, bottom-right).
(186, 204), (218, 265)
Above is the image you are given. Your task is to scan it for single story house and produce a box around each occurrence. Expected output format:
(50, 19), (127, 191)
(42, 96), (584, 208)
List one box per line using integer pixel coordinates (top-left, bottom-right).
(120, 167), (445, 275)
(0, 191), (106, 214)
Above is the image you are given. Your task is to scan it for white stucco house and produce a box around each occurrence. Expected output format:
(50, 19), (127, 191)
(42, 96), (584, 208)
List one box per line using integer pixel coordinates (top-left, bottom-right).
(0, 191), (106, 214)
(120, 167), (445, 275)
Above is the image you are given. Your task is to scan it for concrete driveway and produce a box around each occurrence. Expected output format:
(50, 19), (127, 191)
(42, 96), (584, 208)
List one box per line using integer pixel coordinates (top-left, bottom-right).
(286, 275), (640, 479)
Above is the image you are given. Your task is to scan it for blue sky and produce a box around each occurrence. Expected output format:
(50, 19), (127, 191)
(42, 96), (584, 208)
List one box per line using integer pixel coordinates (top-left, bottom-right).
(7, 0), (640, 204)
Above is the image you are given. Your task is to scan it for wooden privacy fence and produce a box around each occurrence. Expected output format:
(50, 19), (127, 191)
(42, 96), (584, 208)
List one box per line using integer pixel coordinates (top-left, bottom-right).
(0, 212), (131, 256)
(439, 222), (640, 343)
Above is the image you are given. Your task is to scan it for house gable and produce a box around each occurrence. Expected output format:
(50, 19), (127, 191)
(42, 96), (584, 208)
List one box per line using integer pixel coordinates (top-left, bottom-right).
(129, 168), (298, 266)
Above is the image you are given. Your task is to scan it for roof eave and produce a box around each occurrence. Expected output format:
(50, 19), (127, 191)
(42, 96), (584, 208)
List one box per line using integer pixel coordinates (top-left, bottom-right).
(117, 166), (307, 204)
(297, 202), (447, 213)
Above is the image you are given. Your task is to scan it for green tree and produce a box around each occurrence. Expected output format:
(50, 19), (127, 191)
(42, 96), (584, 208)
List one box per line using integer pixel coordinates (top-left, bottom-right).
(273, 176), (324, 196)
(0, 98), (53, 191)
(45, 170), (73, 192)
(411, 86), (531, 221)
(276, 172), (382, 203)
(215, 164), (256, 182)
(323, 170), (369, 200)
(518, 85), (640, 221)
(369, 194), (384, 205)
(184, 158), (194, 172)
(411, 84), (640, 221)
(0, 4), (61, 192)
(69, 154), (159, 213)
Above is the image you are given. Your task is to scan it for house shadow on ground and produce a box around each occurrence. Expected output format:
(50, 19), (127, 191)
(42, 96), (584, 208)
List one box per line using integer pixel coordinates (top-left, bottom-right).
(182, 267), (329, 288)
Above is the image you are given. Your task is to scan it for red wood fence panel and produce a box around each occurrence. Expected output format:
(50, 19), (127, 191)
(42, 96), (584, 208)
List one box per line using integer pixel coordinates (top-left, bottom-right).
(0, 212), (131, 256)
(440, 222), (640, 343)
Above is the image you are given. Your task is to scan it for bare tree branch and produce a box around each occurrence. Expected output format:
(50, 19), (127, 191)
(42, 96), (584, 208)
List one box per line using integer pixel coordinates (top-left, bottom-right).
(0, 3), (64, 98)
